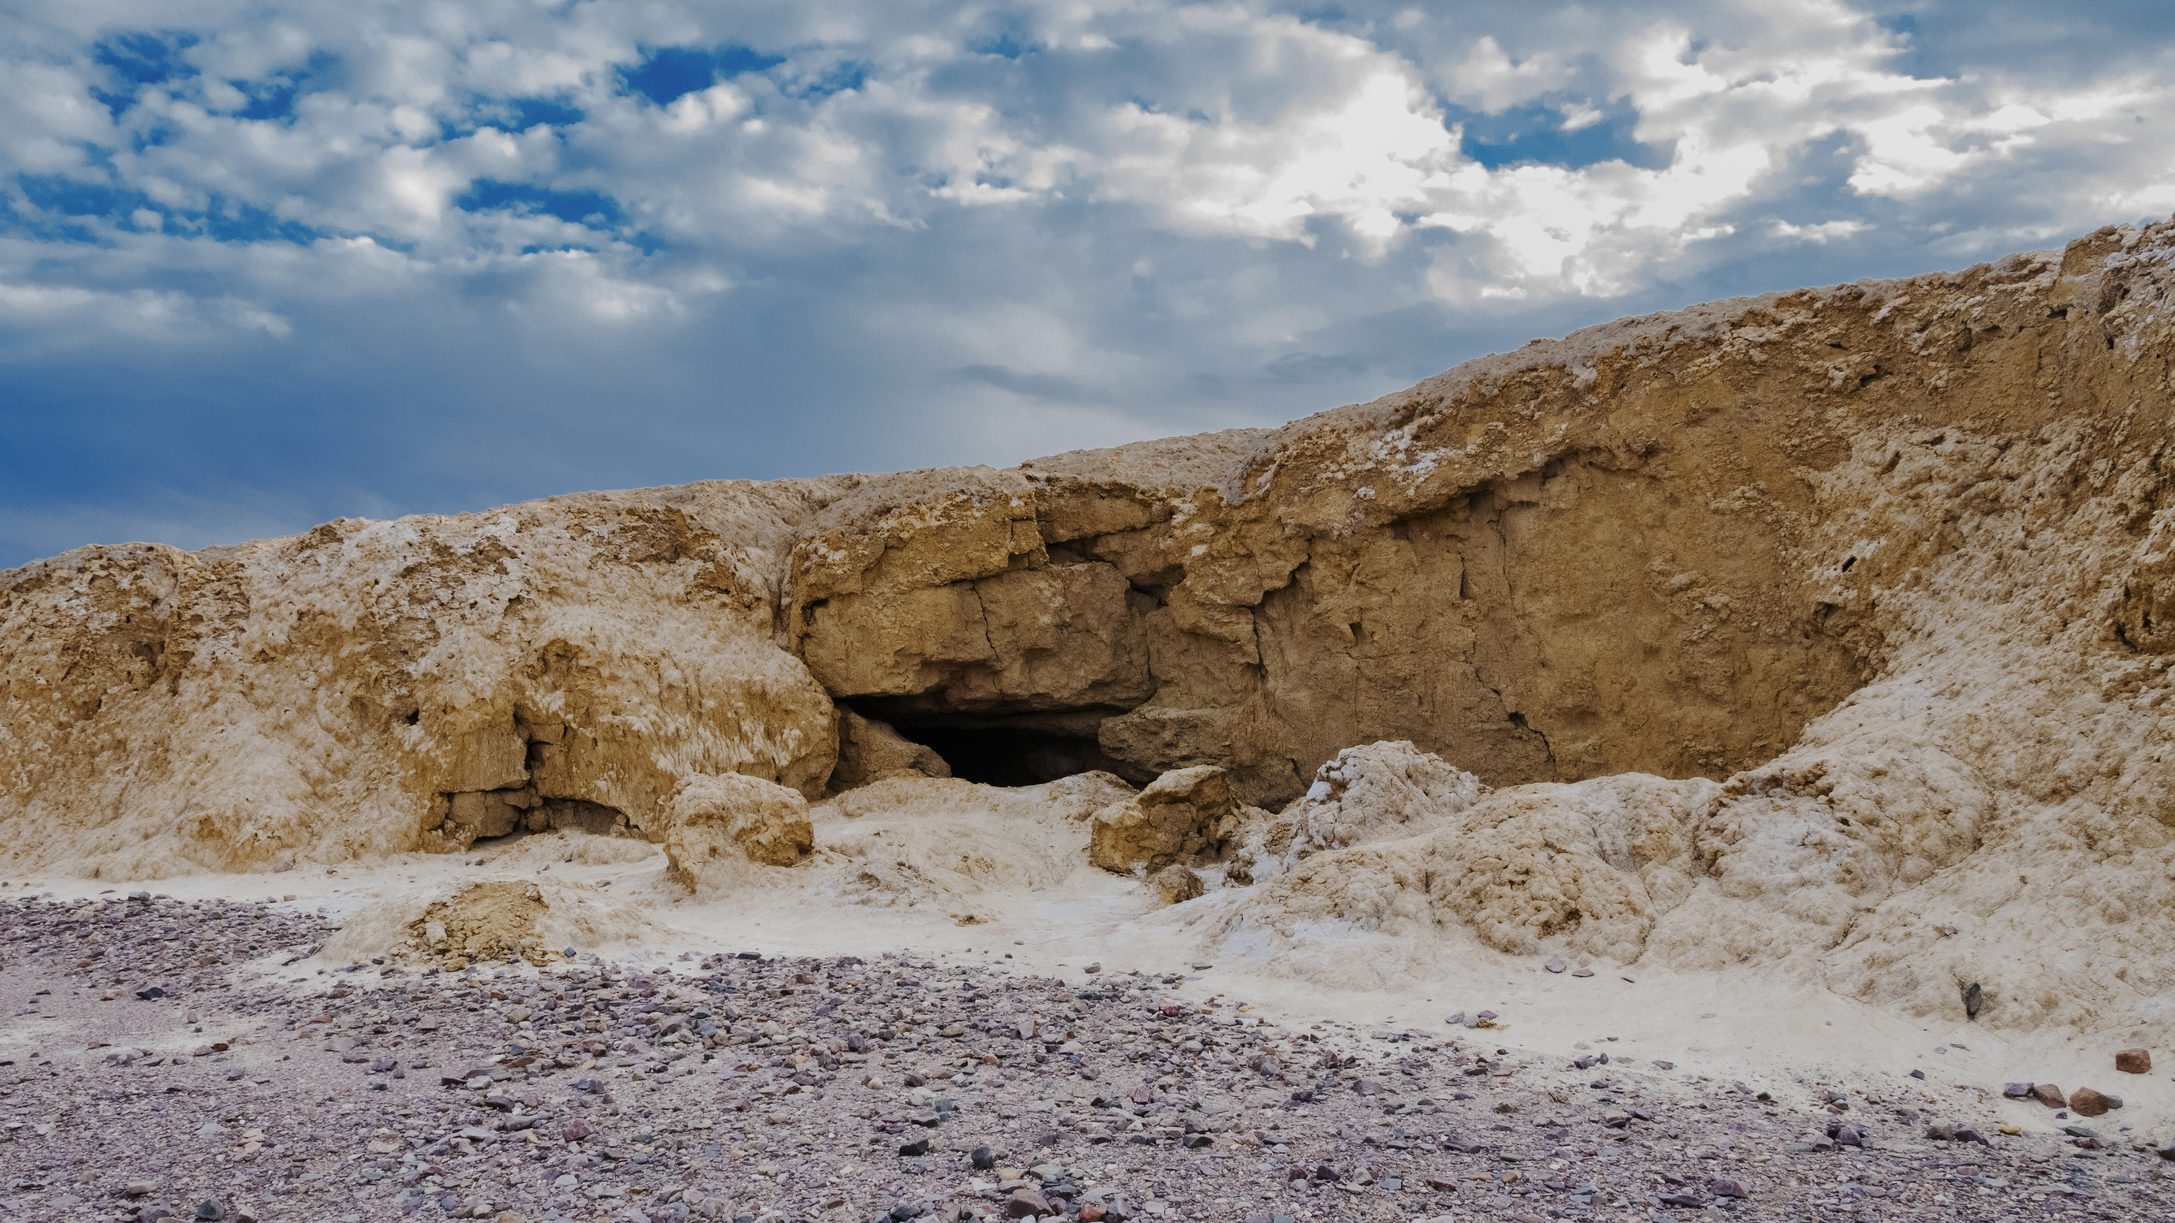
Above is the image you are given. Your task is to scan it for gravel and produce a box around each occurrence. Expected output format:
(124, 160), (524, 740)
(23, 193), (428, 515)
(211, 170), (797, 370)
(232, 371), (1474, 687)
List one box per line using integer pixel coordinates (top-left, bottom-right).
(3, 895), (2173, 1221)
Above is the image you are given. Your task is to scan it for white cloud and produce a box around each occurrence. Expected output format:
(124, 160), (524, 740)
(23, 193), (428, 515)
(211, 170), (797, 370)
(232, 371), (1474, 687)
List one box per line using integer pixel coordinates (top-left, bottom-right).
(11, 0), (2168, 302)
(4, 0), (2175, 563)
(1443, 35), (1563, 112)
(1085, 26), (1457, 250)
(0, 276), (290, 345)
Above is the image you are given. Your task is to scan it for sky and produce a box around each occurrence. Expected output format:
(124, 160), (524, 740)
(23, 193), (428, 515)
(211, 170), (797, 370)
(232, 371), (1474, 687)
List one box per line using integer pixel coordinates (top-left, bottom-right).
(4, 1), (2174, 567)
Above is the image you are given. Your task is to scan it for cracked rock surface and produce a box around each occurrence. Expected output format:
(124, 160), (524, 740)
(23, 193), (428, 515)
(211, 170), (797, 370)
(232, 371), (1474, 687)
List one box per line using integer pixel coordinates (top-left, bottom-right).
(8, 221), (2175, 1045)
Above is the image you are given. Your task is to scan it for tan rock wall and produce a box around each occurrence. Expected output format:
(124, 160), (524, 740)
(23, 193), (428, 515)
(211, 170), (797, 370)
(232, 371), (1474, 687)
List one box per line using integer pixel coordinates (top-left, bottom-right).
(0, 490), (838, 875)
(6, 219), (2175, 935)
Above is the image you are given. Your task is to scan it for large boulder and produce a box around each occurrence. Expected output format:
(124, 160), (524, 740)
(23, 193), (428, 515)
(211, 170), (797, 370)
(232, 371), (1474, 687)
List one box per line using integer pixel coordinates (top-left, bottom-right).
(660, 773), (814, 890)
(1089, 765), (1238, 874)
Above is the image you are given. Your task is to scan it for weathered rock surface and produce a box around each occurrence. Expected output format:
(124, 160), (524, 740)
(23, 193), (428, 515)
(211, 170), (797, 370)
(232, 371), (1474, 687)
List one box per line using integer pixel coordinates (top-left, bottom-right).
(661, 772), (815, 886)
(8, 219), (2175, 1038)
(1231, 741), (1486, 881)
(0, 492), (837, 876)
(1088, 766), (1239, 874)
(831, 710), (953, 789)
(1149, 862), (1207, 905)
(2070, 1087), (2121, 1117)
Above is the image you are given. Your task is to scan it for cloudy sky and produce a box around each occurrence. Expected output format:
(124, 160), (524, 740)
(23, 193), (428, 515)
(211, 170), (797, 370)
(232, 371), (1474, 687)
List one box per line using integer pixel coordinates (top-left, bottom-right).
(4, 1), (2172, 566)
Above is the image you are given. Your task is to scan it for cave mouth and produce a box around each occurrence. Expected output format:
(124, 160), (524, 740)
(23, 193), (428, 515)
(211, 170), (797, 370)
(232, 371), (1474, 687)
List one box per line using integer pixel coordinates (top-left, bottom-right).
(849, 702), (1150, 787)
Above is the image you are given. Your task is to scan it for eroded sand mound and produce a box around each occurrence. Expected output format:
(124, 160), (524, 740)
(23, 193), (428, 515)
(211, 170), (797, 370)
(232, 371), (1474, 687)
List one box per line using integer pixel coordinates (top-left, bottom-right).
(8, 220), (2175, 1037)
(323, 876), (660, 969)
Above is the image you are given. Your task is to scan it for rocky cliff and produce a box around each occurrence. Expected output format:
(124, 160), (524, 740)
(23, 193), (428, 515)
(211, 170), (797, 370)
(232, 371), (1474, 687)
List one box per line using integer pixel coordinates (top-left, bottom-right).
(6, 220), (2175, 1031)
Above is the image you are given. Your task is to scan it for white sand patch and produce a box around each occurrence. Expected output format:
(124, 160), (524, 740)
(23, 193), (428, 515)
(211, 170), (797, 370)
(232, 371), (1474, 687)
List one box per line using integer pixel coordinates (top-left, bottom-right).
(14, 767), (2169, 1133)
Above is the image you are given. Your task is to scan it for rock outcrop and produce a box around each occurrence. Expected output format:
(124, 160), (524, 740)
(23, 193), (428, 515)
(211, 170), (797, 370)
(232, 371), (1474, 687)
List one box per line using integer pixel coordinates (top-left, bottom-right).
(660, 772), (816, 888)
(7, 218), (2175, 1035)
(1087, 765), (1241, 874)
(831, 710), (953, 790)
(0, 492), (838, 875)
(1231, 741), (1486, 881)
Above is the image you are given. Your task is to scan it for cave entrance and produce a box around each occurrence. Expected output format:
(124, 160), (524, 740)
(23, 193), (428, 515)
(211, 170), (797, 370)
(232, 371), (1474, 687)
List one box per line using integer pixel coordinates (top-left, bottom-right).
(850, 703), (1148, 787)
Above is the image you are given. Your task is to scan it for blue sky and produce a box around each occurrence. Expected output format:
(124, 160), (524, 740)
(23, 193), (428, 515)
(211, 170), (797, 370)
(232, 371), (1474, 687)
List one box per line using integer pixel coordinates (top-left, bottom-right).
(4, 0), (2174, 566)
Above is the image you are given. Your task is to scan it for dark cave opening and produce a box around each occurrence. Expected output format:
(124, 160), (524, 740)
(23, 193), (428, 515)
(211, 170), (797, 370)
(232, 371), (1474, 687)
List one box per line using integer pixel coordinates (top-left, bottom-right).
(852, 704), (1146, 787)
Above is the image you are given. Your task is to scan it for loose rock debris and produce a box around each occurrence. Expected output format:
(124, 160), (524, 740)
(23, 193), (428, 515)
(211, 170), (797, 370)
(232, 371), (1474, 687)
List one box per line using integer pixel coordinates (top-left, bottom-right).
(4, 896), (2174, 1222)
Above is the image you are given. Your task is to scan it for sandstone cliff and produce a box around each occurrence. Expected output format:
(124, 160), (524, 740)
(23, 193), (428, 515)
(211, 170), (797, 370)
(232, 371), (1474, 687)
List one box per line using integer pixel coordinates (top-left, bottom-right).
(6, 220), (2175, 1032)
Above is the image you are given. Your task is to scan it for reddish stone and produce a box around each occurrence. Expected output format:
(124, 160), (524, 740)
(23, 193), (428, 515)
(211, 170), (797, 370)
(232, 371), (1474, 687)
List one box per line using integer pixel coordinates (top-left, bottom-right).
(2116, 1048), (2152, 1074)
(2069, 1087), (2120, 1117)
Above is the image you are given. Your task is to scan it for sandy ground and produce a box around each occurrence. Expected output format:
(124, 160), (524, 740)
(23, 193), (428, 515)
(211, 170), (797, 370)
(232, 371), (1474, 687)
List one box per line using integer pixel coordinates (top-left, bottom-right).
(7, 807), (2169, 1147)
(6, 890), (2175, 1223)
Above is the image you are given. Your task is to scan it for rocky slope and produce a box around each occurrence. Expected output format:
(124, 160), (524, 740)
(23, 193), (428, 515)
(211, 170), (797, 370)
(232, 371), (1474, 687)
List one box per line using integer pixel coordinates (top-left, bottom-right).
(5, 220), (2175, 1037)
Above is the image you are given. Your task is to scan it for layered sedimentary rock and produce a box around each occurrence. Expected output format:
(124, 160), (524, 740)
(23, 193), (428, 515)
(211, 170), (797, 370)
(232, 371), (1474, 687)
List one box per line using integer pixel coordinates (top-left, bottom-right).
(1087, 765), (1243, 874)
(6, 220), (2175, 1031)
(0, 493), (839, 875)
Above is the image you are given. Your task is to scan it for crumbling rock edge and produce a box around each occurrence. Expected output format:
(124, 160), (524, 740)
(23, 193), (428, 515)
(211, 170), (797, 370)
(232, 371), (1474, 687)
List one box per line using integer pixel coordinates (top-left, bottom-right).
(7, 219), (2175, 1036)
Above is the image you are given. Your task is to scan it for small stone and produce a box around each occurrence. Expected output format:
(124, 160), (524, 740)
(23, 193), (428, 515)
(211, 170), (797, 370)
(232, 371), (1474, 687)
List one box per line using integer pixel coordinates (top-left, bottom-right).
(1002, 1189), (1049, 1218)
(2068, 1087), (2119, 1116)
(2028, 1082), (2066, 1108)
(1150, 866), (1205, 906)
(898, 1138), (931, 1156)
(2001, 1082), (2033, 1099)
(2116, 1048), (2152, 1074)
(970, 1146), (996, 1170)
(1543, 957), (1566, 974)
(1708, 1178), (1746, 1199)
(194, 1202), (225, 1222)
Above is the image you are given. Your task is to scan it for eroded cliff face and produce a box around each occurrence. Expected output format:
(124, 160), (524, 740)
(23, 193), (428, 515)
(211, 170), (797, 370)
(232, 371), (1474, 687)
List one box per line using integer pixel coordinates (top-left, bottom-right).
(6, 220), (2175, 1032)
(0, 492), (839, 874)
(784, 225), (2174, 806)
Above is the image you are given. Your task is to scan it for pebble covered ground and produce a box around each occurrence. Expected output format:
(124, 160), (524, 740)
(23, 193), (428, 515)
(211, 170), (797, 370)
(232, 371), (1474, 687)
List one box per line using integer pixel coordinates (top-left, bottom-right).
(3, 895), (2173, 1222)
